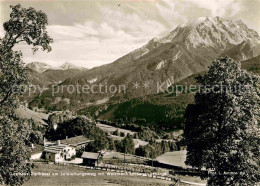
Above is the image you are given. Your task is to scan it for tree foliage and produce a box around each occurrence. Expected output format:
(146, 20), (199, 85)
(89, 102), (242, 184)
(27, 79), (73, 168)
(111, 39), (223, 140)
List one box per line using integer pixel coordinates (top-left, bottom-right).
(121, 134), (135, 154)
(0, 114), (32, 185)
(47, 116), (111, 152)
(135, 144), (157, 158)
(137, 127), (159, 141)
(47, 111), (74, 129)
(184, 57), (260, 185)
(3, 4), (52, 53)
(48, 116), (104, 140)
(0, 4), (52, 109)
(135, 140), (177, 158)
(0, 4), (52, 185)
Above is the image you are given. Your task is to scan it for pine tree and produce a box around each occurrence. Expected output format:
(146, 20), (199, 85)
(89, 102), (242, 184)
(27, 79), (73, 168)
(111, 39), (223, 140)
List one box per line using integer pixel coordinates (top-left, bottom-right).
(121, 134), (135, 154)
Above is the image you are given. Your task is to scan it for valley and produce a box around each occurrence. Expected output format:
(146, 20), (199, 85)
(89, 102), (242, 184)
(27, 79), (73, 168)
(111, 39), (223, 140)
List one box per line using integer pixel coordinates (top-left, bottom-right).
(1, 1), (260, 185)
(25, 17), (260, 120)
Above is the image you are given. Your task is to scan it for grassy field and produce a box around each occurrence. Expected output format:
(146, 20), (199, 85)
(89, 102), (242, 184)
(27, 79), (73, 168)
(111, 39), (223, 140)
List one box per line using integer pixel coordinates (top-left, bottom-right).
(97, 123), (137, 135)
(24, 164), (173, 186)
(97, 123), (148, 148)
(15, 106), (49, 125)
(156, 150), (187, 168)
(24, 163), (207, 186)
(24, 164), (205, 186)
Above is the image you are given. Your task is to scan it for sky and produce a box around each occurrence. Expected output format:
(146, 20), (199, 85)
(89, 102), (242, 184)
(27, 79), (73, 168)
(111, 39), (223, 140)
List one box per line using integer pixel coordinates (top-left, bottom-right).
(0, 0), (260, 68)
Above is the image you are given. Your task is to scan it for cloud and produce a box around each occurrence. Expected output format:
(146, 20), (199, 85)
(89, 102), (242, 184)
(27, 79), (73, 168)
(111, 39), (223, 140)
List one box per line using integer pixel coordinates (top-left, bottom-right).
(17, 3), (168, 68)
(99, 6), (167, 38)
(155, 0), (188, 29)
(156, 1), (182, 20)
(2, 0), (256, 69)
(183, 0), (242, 17)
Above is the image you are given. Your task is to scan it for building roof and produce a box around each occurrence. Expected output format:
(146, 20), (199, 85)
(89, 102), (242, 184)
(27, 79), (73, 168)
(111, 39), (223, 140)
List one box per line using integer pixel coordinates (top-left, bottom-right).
(30, 144), (44, 155)
(61, 136), (92, 146)
(81, 152), (100, 160)
(44, 144), (68, 154)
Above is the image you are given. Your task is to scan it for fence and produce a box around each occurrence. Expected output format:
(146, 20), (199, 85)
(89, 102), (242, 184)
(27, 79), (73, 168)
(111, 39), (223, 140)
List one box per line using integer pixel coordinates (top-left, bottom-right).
(51, 162), (179, 183)
(31, 161), (208, 185)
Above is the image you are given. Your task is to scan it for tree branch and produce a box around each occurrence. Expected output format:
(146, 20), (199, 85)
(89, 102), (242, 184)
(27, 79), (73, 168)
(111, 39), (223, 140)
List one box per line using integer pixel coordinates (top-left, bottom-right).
(0, 89), (13, 106)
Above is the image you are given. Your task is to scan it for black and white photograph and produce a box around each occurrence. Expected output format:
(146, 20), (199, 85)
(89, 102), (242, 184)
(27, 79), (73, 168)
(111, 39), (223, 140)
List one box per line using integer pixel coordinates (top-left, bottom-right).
(0, 0), (259, 185)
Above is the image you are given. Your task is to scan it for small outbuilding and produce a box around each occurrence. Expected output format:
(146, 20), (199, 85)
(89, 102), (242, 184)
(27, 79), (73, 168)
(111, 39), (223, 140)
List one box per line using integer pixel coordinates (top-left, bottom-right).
(81, 152), (101, 166)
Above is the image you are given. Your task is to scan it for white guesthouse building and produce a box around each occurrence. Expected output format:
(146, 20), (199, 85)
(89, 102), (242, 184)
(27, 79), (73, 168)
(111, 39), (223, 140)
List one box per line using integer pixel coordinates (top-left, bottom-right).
(44, 140), (76, 162)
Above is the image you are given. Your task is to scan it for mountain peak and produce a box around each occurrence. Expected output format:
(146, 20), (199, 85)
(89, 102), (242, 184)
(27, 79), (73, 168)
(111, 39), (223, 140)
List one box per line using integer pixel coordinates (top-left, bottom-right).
(59, 62), (86, 70)
(26, 62), (52, 73)
(27, 62), (87, 73)
(29, 16), (260, 110)
(179, 16), (232, 28)
(160, 16), (260, 48)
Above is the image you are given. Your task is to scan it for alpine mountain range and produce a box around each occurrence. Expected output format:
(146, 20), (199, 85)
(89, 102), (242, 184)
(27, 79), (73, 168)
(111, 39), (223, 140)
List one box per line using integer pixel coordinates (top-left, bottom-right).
(26, 16), (260, 119)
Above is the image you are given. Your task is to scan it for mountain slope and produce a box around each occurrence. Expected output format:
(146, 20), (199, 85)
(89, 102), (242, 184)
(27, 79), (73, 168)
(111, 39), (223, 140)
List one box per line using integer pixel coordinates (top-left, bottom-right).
(29, 17), (260, 110)
(26, 61), (88, 86)
(220, 41), (256, 61)
(20, 64), (89, 103)
(28, 68), (88, 86)
(26, 62), (87, 72)
(62, 16), (260, 89)
(59, 62), (85, 70)
(26, 62), (52, 73)
(241, 55), (260, 74)
(15, 106), (49, 126)
(79, 55), (260, 131)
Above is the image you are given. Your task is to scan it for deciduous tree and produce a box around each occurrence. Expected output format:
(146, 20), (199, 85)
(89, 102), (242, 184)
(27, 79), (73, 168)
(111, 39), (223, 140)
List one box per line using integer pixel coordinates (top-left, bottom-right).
(184, 57), (260, 185)
(0, 4), (52, 185)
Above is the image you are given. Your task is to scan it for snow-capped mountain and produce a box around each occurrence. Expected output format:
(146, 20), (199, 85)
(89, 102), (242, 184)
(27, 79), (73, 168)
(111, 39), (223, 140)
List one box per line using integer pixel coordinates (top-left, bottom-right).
(59, 62), (85, 70)
(166, 17), (258, 46)
(27, 61), (86, 72)
(134, 16), (259, 60)
(26, 62), (88, 89)
(29, 17), (260, 109)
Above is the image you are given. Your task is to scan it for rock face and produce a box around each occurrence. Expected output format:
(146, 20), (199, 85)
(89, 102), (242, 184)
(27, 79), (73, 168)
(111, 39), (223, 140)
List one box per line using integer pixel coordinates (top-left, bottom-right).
(29, 17), (260, 109)
(65, 17), (259, 89)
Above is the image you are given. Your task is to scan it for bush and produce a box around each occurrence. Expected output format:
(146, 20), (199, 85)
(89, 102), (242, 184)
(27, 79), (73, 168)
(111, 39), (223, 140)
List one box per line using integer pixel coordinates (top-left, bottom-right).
(135, 145), (156, 158)
(135, 140), (178, 158)
(137, 127), (159, 141)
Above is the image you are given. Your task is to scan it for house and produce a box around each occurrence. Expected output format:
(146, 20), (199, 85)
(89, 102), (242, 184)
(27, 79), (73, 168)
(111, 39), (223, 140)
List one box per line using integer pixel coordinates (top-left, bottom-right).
(81, 152), (101, 166)
(60, 135), (93, 150)
(43, 140), (76, 162)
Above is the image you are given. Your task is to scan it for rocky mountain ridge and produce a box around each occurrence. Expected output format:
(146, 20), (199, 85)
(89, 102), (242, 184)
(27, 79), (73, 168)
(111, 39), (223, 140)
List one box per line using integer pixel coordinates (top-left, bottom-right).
(26, 61), (86, 73)
(28, 16), (260, 110)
